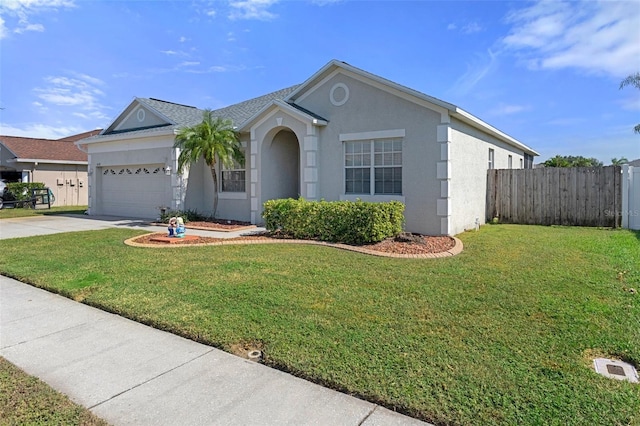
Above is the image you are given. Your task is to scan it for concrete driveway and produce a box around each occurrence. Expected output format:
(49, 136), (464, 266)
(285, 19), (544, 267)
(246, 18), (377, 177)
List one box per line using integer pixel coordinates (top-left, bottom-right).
(0, 214), (261, 240)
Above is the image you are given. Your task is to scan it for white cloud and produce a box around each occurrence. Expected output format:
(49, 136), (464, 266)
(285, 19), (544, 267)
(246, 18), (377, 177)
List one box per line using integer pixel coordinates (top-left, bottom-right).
(462, 22), (482, 34)
(205, 9), (216, 17)
(310, 0), (342, 5)
(502, 0), (640, 78)
(160, 49), (189, 57)
(446, 23), (456, 30)
(14, 22), (43, 33)
(488, 103), (530, 116)
(0, 0), (74, 39)
(178, 61), (200, 67)
(450, 49), (499, 96)
(179, 36), (188, 43)
(0, 122), (83, 139)
(229, 0), (278, 21)
(33, 72), (109, 120)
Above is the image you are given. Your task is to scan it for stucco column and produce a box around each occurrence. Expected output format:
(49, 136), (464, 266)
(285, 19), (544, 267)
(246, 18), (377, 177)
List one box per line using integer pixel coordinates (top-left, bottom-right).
(249, 134), (259, 224)
(436, 123), (452, 235)
(302, 125), (318, 200)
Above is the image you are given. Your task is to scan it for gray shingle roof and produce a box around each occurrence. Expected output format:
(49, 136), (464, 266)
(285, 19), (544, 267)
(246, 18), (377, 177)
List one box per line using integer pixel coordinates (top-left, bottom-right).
(139, 85), (301, 130)
(207, 85), (300, 127)
(138, 98), (204, 128)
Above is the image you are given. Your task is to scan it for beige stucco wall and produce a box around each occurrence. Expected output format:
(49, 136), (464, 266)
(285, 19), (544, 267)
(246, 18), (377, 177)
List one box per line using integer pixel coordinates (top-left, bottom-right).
(449, 117), (526, 234)
(18, 163), (87, 206)
(296, 73), (444, 235)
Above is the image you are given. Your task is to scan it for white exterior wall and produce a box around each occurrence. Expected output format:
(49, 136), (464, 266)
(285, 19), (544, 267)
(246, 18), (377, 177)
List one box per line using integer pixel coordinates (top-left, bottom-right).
(248, 107), (315, 224)
(296, 72), (445, 235)
(449, 117), (526, 235)
(86, 133), (177, 217)
(182, 141), (252, 222)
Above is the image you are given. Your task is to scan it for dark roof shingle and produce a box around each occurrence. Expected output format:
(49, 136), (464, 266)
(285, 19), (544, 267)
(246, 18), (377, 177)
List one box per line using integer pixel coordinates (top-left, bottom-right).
(0, 134), (91, 162)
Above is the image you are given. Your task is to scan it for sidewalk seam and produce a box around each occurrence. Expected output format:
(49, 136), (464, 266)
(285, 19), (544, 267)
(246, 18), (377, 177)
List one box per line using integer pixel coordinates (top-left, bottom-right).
(88, 348), (215, 409)
(357, 405), (378, 426)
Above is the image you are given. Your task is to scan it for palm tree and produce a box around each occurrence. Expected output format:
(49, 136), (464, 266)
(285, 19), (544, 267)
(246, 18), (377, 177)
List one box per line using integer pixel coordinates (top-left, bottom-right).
(174, 110), (244, 217)
(620, 72), (640, 134)
(611, 157), (629, 166)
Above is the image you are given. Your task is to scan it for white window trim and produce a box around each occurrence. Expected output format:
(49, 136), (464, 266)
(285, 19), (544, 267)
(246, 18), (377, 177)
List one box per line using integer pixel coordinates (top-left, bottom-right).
(220, 143), (247, 196)
(488, 148), (495, 170)
(339, 129), (405, 142)
(343, 137), (403, 197)
(219, 192), (248, 200)
(340, 194), (406, 203)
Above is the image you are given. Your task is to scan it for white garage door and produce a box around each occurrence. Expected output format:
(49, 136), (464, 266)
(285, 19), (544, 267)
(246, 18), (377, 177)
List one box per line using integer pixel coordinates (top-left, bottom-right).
(99, 165), (170, 219)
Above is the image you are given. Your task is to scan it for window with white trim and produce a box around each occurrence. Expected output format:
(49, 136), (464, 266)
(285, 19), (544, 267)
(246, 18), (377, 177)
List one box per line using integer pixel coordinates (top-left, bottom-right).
(508, 155), (513, 169)
(345, 138), (402, 195)
(488, 148), (495, 170)
(221, 149), (246, 192)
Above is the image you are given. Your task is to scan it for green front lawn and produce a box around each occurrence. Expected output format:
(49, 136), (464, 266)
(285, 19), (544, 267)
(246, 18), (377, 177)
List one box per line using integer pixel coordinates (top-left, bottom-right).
(0, 225), (638, 425)
(0, 357), (108, 425)
(0, 205), (87, 219)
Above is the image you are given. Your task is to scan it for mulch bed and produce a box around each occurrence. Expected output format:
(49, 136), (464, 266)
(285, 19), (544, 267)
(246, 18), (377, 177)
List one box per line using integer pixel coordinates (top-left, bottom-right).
(133, 228), (456, 255)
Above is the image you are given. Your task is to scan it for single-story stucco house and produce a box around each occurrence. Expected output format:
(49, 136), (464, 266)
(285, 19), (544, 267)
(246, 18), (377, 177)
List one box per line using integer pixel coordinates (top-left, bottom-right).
(78, 60), (538, 236)
(0, 130), (101, 206)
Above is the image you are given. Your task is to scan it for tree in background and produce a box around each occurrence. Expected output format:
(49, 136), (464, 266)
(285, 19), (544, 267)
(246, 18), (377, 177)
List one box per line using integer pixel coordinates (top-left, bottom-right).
(611, 157), (629, 165)
(619, 72), (640, 134)
(174, 110), (244, 217)
(543, 155), (603, 167)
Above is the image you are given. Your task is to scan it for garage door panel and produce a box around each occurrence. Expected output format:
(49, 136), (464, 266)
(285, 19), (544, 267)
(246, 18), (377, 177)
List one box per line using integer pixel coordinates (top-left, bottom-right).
(99, 165), (169, 218)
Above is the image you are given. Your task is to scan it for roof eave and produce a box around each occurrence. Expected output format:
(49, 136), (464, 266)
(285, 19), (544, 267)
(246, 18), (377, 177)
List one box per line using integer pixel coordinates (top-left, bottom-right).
(8, 158), (88, 165)
(451, 109), (540, 156)
(75, 126), (176, 145)
(236, 100), (327, 133)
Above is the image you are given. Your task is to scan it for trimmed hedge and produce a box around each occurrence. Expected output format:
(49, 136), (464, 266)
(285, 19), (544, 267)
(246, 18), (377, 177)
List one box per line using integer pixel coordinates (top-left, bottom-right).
(262, 198), (405, 245)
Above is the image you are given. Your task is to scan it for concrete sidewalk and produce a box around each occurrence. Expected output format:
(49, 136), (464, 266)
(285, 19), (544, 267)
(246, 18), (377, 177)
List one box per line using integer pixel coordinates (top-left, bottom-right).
(0, 276), (430, 426)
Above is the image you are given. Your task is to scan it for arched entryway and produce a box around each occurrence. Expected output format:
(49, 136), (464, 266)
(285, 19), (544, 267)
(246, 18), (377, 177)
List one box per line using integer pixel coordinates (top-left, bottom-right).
(261, 129), (300, 203)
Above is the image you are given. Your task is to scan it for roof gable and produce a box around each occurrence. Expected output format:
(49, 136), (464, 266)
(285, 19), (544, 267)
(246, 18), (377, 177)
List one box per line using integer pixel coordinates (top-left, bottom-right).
(102, 98), (182, 135)
(208, 85), (300, 128)
(286, 60), (538, 156)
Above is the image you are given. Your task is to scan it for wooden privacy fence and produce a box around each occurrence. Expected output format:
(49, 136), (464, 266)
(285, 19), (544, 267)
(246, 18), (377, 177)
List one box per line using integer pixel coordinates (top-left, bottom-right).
(486, 166), (622, 227)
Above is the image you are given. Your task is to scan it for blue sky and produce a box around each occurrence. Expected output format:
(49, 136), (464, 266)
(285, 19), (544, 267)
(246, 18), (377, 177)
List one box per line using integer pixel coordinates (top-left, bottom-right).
(1, 0), (639, 164)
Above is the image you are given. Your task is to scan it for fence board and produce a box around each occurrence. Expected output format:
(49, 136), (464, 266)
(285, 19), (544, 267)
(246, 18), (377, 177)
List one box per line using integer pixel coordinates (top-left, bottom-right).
(486, 166), (621, 227)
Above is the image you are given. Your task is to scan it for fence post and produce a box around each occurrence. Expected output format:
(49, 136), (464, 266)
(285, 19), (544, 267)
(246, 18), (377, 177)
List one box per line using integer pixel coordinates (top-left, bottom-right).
(621, 165), (629, 229)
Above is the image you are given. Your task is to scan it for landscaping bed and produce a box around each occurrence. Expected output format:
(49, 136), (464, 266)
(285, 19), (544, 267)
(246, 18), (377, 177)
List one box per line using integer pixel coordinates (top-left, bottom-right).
(131, 231), (456, 255)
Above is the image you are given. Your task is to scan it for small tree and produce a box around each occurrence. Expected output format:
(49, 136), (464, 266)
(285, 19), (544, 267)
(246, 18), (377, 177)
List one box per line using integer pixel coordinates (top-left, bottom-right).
(543, 155), (603, 167)
(174, 110), (244, 217)
(620, 72), (640, 134)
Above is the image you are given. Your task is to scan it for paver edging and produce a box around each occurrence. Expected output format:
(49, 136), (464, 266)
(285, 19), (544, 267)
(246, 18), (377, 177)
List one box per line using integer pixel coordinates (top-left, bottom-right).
(124, 234), (463, 259)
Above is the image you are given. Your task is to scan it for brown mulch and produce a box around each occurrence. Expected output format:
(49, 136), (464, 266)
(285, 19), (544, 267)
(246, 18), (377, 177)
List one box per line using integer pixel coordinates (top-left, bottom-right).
(132, 229), (456, 254)
(186, 220), (252, 231)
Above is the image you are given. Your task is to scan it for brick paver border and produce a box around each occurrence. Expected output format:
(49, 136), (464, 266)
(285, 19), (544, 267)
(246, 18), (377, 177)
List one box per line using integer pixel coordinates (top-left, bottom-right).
(124, 234), (463, 259)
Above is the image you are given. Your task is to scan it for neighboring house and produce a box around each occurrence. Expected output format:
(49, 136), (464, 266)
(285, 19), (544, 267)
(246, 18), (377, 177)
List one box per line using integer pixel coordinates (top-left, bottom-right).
(0, 129), (101, 206)
(78, 60), (538, 235)
(628, 159), (640, 167)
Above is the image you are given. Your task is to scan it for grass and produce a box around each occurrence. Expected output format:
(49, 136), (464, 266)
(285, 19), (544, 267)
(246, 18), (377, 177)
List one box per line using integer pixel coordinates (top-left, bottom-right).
(0, 357), (109, 425)
(0, 224), (638, 425)
(0, 205), (87, 219)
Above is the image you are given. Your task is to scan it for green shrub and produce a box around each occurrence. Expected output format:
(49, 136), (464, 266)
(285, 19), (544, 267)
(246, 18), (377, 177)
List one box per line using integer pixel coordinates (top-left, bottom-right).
(158, 208), (206, 223)
(262, 198), (405, 244)
(5, 182), (46, 202)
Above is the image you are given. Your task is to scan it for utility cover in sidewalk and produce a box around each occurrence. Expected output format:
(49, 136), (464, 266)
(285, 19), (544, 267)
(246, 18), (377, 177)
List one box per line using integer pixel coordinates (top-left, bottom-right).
(593, 358), (639, 383)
